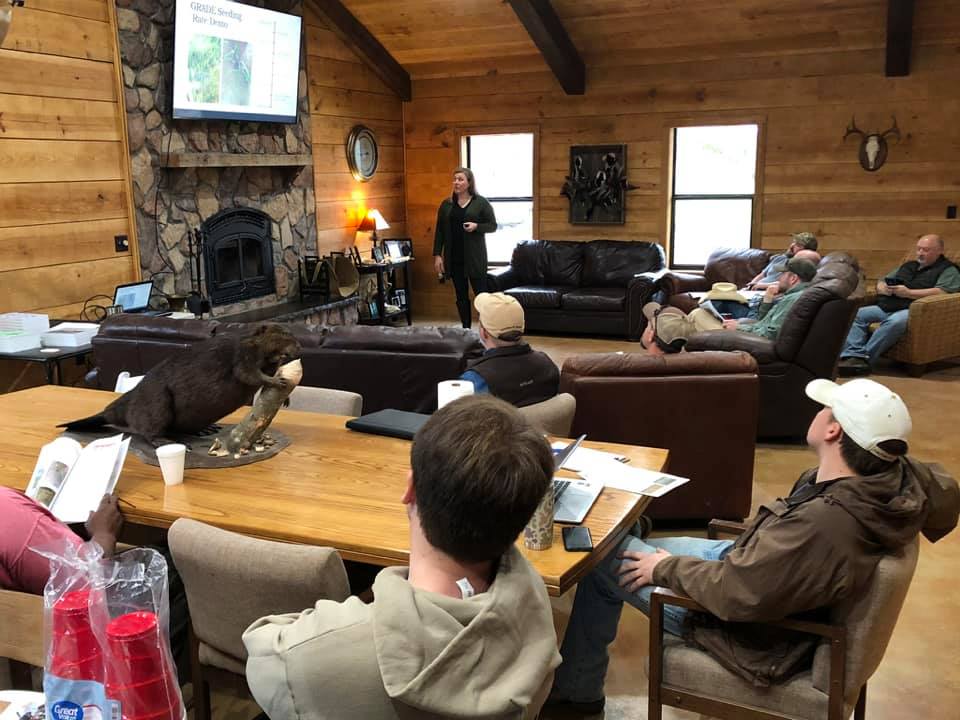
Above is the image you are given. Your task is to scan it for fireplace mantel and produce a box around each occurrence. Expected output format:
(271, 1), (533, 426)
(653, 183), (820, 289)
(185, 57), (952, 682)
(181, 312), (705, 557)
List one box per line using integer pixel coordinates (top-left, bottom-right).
(161, 152), (314, 169)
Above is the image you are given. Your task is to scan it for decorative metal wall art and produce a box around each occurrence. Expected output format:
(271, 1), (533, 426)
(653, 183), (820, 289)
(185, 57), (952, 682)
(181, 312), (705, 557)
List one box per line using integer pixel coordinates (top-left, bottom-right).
(843, 116), (901, 172)
(561, 144), (635, 224)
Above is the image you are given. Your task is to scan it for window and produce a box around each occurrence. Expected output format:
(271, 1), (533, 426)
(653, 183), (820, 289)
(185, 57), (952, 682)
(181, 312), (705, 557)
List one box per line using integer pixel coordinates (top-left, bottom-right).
(463, 133), (534, 263)
(669, 124), (759, 268)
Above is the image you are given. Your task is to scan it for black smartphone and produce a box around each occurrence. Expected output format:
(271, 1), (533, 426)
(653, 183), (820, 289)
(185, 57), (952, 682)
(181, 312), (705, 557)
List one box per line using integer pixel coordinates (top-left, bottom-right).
(884, 278), (900, 286)
(562, 526), (593, 552)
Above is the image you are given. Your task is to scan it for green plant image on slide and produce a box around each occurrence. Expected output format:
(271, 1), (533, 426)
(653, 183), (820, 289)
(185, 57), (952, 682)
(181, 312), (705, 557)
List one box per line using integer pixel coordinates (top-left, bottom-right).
(222, 39), (253, 106)
(187, 35), (221, 103)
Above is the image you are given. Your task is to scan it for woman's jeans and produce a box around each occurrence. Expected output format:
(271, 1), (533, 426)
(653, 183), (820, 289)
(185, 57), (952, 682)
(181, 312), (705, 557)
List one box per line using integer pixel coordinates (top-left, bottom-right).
(551, 533), (734, 703)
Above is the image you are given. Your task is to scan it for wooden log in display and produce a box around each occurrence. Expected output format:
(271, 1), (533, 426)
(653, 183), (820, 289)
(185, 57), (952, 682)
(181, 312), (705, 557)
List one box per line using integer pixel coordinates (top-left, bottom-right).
(209, 359), (303, 458)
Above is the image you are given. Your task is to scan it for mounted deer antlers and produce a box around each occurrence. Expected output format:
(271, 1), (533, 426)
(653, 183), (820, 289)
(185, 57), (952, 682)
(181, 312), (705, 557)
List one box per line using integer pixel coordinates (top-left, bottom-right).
(843, 115), (901, 172)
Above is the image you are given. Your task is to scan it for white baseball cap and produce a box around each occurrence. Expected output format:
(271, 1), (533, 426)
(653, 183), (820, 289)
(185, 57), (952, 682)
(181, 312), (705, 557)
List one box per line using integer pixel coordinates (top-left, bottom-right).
(805, 378), (912, 461)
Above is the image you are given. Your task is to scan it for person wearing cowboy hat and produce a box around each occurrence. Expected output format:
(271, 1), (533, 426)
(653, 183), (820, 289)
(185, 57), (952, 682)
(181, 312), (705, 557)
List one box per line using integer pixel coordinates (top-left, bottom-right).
(746, 232), (819, 290)
(458, 292), (559, 407)
(546, 377), (958, 715)
(641, 255), (818, 350)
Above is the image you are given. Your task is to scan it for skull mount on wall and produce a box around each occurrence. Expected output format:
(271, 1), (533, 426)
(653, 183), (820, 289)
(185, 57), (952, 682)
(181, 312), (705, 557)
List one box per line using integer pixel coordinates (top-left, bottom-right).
(0, 1), (25, 47)
(843, 116), (901, 172)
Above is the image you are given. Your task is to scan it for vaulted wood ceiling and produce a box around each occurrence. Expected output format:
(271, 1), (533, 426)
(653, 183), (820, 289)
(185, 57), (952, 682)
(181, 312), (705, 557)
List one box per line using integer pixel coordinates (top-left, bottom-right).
(337, 0), (956, 84)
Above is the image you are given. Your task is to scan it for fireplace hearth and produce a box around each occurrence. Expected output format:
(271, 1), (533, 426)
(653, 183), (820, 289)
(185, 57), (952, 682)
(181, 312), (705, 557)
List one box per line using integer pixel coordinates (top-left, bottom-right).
(201, 207), (276, 306)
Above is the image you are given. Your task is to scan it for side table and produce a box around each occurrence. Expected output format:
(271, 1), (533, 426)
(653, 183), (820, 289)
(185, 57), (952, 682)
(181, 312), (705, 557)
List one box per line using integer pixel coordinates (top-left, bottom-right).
(357, 257), (414, 326)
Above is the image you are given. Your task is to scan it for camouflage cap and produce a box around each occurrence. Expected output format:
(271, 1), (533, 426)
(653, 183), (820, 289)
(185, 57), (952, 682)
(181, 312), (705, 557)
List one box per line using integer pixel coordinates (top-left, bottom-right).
(791, 232), (818, 251)
(773, 256), (818, 282)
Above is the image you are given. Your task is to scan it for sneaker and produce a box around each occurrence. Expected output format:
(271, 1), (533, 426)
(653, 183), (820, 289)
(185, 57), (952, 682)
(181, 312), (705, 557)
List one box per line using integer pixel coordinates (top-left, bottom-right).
(837, 357), (870, 377)
(541, 697), (606, 718)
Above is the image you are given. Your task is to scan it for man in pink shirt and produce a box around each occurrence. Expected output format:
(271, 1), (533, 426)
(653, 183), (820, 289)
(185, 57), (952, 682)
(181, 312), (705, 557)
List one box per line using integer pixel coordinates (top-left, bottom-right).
(0, 487), (123, 595)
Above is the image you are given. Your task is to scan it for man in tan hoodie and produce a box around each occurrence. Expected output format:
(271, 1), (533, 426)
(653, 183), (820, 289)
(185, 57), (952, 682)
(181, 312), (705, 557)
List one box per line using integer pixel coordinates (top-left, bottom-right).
(243, 395), (562, 719)
(547, 378), (958, 715)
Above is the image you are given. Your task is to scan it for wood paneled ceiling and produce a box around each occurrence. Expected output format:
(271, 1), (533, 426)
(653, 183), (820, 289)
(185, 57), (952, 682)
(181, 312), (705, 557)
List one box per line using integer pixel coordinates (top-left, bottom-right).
(338, 0), (958, 83)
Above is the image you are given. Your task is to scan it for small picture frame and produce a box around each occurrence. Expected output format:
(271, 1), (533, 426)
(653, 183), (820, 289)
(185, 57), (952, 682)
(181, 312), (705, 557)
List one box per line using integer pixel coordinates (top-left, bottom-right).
(372, 245), (385, 263)
(393, 289), (406, 307)
(385, 240), (403, 260)
(368, 301), (380, 319)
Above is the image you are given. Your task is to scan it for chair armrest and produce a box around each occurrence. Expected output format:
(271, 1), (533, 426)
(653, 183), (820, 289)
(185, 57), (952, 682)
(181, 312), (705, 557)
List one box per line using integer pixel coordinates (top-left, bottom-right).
(686, 330), (778, 364)
(665, 272), (711, 296)
(707, 519), (747, 539)
(486, 265), (519, 291)
(626, 275), (660, 339)
(651, 587), (843, 639)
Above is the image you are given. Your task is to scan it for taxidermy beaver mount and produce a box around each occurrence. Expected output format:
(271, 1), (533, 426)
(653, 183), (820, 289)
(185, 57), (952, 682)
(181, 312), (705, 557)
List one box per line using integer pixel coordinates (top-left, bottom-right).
(59, 324), (301, 447)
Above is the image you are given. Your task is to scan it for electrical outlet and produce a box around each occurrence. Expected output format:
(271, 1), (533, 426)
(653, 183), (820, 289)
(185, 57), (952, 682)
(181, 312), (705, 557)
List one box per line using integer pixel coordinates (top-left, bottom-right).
(115, 234), (129, 252)
(948, 205), (958, 220)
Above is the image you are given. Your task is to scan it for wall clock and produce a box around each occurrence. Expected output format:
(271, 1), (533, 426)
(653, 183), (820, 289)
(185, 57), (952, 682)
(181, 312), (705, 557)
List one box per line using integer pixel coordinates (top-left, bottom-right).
(346, 125), (379, 182)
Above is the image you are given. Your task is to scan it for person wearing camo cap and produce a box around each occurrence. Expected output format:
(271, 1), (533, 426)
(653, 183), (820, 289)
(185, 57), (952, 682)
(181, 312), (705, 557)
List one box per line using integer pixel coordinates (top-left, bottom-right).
(746, 231), (819, 291)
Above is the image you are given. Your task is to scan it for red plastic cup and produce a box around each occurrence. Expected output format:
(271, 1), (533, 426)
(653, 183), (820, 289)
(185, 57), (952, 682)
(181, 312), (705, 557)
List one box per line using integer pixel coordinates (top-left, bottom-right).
(50, 627), (101, 661)
(52, 590), (96, 637)
(109, 652), (174, 685)
(106, 677), (181, 718)
(51, 652), (105, 682)
(107, 612), (162, 661)
(50, 590), (106, 681)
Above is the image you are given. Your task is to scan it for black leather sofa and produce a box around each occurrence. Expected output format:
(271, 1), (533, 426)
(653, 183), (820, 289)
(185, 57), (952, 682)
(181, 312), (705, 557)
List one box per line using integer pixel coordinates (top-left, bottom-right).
(86, 316), (484, 414)
(486, 240), (665, 340)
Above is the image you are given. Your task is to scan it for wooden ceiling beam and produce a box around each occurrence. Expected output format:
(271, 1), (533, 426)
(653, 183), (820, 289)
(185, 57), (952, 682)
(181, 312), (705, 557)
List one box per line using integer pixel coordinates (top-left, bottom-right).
(305, 0), (411, 101)
(507, 0), (585, 95)
(885, 0), (914, 77)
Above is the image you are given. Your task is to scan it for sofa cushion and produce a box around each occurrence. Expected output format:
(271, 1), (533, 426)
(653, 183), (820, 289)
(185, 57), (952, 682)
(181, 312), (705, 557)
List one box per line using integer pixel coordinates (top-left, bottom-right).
(508, 240), (544, 285)
(704, 247), (771, 288)
(505, 286), (569, 309)
(320, 325), (481, 355)
(542, 241), (584, 286)
(561, 288), (625, 312)
(582, 240), (665, 287)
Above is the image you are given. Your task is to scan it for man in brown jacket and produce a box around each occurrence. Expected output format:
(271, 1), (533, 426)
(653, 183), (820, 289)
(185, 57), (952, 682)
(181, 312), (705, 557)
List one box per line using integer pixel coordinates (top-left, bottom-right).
(547, 378), (959, 715)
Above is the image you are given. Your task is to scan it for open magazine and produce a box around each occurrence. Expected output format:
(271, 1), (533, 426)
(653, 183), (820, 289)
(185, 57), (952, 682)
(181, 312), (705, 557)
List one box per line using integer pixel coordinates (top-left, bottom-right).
(24, 434), (130, 523)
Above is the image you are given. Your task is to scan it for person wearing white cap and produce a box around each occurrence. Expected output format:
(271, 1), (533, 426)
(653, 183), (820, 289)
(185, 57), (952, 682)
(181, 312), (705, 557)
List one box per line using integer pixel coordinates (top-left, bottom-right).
(546, 378), (958, 716)
(458, 292), (559, 408)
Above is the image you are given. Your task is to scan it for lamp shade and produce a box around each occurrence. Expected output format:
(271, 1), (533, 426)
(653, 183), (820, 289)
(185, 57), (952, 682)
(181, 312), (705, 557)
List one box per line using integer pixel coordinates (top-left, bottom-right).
(356, 214), (377, 233)
(367, 209), (390, 231)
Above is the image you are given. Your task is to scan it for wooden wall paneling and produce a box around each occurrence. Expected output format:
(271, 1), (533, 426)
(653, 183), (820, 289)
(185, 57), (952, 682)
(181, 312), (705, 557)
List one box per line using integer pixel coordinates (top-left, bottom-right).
(0, 93), (121, 141)
(2, 6), (115, 62)
(0, 218), (131, 272)
(0, 0), (138, 321)
(0, 50), (116, 101)
(0, 181), (128, 228)
(0, 257), (135, 314)
(305, 9), (406, 259)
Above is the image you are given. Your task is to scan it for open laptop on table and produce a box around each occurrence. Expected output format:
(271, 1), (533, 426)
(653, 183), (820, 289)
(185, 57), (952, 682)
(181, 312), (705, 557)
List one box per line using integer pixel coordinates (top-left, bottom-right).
(113, 281), (170, 316)
(552, 435), (603, 524)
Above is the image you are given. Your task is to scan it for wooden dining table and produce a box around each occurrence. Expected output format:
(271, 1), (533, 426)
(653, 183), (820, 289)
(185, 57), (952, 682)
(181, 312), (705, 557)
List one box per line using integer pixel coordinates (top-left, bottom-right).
(0, 386), (669, 596)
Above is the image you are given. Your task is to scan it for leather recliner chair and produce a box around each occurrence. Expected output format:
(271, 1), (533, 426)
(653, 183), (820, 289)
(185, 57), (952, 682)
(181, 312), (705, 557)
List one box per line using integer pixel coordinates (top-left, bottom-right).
(645, 247), (772, 312)
(560, 350), (759, 522)
(685, 258), (862, 439)
(487, 240), (665, 339)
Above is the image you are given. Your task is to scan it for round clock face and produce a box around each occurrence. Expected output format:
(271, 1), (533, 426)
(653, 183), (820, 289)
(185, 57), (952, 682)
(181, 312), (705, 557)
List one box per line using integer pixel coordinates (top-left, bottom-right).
(347, 126), (379, 182)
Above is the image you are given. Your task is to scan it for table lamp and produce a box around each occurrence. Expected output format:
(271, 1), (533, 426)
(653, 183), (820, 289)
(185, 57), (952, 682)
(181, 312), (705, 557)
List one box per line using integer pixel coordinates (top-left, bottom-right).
(356, 209), (390, 259)
(1, 1), (25, 47)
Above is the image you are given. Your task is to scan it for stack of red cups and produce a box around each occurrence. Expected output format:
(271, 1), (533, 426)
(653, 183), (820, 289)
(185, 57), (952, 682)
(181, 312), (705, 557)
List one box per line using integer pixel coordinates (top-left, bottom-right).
(49, 590), (105, 682)
(106, 611), (182, 720)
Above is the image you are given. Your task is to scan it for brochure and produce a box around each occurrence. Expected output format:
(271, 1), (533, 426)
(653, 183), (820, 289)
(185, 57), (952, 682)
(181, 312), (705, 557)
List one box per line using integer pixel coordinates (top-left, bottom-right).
(24, 434), (130, 523)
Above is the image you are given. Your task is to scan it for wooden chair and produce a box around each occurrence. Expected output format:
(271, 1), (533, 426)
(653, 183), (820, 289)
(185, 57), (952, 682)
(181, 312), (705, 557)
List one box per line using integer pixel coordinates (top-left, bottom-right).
(167, 518), (350, 720)
(648, 521), (919, 720)
(286, 386), (363, 416)
(0, 589), (44, 689)
(518, 393), (576, 437)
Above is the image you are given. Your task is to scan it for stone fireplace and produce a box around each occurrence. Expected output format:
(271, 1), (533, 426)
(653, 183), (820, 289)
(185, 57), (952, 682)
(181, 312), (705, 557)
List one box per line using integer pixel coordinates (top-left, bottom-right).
(116, 0), (318, 318)
(201, 207), (276, 306)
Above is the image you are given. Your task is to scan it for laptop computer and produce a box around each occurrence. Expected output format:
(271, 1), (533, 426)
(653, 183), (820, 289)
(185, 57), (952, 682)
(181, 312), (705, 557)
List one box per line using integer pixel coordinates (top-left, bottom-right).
(113, 281), (170, 316)
(552, 434), (602, 523)
(345, 409), (431, 441)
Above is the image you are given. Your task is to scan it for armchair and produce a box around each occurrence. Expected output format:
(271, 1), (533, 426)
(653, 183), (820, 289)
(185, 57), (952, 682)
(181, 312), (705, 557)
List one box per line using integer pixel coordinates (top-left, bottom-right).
(649, 530), (919, 720)
(883, 291), (960, 375)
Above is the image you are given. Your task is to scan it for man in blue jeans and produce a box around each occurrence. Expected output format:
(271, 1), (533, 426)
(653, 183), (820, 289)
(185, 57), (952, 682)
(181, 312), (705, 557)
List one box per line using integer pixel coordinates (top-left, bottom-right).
(545, 378), (958, 717)
(838, 234), (959, 375)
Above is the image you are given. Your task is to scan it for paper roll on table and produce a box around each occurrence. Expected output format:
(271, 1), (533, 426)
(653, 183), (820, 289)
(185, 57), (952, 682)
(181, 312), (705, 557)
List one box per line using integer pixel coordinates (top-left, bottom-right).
(437, 380), (474, 409)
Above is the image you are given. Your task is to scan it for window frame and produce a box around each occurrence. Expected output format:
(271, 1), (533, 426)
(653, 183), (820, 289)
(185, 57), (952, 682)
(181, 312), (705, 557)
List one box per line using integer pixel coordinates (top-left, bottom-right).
(665, 119), (765, 271)
(458, 127), (539, 266)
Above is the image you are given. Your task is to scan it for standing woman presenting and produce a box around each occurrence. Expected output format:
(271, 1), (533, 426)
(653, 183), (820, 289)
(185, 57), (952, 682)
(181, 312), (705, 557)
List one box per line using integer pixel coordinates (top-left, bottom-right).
(433, 167), (498, 328)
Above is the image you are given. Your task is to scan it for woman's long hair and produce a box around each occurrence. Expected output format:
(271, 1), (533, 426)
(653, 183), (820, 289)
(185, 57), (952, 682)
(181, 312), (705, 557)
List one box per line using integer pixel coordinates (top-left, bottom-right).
(451, 167), (477, 200)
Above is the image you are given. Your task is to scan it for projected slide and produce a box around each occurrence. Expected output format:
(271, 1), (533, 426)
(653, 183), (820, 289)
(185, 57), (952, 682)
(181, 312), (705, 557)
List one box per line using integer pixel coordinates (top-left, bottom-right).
(173, 0), (302, 123)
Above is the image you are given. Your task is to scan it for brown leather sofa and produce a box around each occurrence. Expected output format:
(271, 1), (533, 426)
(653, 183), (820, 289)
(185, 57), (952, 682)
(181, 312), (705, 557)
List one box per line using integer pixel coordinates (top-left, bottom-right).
(486, 240), (665, 340)
(648, 247), (771, 312)
(86, 315), (484, 414)
(560, 351), (758, 522)
(685, 257), (862, 439)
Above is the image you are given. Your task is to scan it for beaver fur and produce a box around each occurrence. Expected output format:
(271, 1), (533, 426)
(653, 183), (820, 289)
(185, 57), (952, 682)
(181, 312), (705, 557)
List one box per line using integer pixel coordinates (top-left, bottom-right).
(60, 324), (301, 446)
